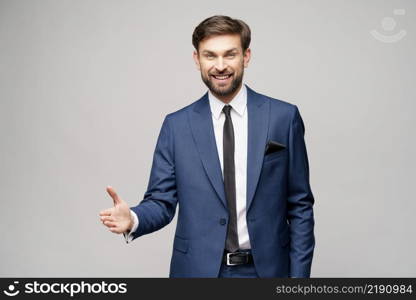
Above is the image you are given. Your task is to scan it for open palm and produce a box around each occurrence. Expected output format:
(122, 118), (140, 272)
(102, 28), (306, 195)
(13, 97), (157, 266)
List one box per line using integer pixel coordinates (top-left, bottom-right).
(99, 186), (133, 234)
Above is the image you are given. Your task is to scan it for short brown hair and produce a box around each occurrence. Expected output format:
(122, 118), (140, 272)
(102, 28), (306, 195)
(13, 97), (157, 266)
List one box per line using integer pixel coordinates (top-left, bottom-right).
(192, 15), (251, 52)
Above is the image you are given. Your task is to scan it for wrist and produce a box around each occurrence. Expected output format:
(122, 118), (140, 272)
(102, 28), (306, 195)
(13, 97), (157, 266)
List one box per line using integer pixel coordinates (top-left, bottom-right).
(128, 211), (134, 232)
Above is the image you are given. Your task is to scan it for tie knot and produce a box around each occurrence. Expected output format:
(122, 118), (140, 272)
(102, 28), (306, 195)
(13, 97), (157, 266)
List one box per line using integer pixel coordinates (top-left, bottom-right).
(222, 105), (232, 117)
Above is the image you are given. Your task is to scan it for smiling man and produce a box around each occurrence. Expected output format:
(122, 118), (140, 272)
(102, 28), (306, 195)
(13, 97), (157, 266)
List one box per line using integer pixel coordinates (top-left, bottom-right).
(195, 33), (249, 102)
(99, 15), (315, 278)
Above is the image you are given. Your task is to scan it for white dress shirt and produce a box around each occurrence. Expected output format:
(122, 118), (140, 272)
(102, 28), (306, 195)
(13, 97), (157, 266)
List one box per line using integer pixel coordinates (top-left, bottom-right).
(124, 84), (251, 250)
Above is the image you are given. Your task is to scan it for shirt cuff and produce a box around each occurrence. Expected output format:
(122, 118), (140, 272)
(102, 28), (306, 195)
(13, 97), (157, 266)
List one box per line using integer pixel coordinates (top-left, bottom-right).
(123, 209), (139, 244)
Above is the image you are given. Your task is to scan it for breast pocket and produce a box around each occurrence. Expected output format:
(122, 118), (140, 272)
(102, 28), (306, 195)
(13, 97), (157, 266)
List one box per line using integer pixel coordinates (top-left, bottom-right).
(263, 149), (286, 164)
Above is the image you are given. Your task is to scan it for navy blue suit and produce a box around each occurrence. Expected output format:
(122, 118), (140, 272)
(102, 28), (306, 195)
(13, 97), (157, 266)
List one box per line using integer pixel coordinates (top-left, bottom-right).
(129, 85), (315, 277)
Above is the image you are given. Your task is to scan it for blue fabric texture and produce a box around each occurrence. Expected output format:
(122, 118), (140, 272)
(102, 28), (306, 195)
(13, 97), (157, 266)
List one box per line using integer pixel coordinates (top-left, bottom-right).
(130, 85), (315, 278)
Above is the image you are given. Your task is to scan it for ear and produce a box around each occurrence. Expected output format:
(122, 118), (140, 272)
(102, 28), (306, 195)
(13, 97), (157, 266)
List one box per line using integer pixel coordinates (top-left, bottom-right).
(243, 48), (251, 68)
(193, 50), (201, 71)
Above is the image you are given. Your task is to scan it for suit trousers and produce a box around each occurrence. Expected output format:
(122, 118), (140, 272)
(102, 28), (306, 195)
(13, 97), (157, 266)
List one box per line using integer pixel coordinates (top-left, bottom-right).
(217, 261), (259, 278)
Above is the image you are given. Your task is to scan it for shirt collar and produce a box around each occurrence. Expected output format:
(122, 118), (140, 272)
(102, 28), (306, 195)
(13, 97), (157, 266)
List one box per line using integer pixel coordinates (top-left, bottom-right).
(208, 84), (247, 120)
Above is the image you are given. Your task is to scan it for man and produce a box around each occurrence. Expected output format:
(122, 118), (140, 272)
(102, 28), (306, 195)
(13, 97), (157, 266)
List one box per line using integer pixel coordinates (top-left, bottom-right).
(99, 15), (315, 278)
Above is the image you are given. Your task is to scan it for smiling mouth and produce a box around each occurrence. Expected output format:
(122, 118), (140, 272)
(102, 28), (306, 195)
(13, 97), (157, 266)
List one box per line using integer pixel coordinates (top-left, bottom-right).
(211, 74), (233, 81)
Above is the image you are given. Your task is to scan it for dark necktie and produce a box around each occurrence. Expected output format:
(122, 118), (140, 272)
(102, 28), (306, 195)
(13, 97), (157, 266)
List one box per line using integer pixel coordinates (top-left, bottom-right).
(222, 105), (239, 252)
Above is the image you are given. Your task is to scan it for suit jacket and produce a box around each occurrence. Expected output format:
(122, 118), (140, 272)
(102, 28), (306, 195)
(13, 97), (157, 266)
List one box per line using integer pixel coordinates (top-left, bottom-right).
(129, 85), (315, 278)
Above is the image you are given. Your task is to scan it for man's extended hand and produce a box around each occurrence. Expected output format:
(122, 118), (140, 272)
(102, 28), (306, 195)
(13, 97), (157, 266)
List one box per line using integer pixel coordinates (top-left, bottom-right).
(99, 186), (133, 234)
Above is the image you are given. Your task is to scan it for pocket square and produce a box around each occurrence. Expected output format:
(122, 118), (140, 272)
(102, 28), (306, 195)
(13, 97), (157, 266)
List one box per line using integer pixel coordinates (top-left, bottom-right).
(265, 140), (286, 155)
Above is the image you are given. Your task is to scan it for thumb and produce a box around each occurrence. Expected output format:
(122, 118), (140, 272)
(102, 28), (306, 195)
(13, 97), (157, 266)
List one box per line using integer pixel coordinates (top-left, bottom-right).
(106, 186), (122, 206)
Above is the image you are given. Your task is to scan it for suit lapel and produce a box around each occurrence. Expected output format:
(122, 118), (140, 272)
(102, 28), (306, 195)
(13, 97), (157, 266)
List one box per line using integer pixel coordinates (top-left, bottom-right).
(188, 92), (227, 209)
(188, 85), (270, 213)
(246, 85), (269, 213)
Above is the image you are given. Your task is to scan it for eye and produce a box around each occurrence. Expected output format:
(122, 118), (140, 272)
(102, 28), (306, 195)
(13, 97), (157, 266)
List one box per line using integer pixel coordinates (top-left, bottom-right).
(205, 54), (214, 59)
(226, 53), (236, 58)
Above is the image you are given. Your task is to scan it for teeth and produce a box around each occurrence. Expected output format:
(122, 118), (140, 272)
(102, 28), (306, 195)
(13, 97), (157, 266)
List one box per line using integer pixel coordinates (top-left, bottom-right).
(213, 75), (231, 80)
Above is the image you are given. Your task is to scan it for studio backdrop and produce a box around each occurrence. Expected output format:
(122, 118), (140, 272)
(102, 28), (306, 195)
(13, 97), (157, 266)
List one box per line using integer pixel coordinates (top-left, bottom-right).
(0, 0), (415, 277)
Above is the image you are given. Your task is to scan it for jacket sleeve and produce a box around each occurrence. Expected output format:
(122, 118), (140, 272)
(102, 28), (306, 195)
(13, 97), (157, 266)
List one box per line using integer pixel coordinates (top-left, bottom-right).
(129, 115), (178, 241)
(287, 105), (315, 277)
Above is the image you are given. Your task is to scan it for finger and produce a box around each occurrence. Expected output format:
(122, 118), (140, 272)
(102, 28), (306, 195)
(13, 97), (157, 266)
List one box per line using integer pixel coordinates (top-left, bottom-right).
(109, 226), (122, 234)
(106, 186), (121, 206)
(99, 208), (112, 216)
(100, 216), (114, 222)
(103, 220), (117, 228)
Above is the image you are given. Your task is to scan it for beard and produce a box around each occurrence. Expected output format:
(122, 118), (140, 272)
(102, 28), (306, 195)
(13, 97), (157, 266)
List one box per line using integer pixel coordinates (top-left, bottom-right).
(200, 67), (244, 99)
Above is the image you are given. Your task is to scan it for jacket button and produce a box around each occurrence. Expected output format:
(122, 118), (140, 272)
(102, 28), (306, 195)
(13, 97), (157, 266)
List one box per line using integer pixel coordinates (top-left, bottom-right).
(220, 218), (226, 225)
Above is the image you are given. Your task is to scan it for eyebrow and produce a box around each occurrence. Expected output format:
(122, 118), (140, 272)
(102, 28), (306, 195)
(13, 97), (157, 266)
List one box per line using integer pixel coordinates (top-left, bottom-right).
(201, 48), (239, 55)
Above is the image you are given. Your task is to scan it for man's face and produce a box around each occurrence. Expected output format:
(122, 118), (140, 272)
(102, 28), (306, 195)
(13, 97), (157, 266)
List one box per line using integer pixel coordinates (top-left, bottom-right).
(193, 34), (251, 102)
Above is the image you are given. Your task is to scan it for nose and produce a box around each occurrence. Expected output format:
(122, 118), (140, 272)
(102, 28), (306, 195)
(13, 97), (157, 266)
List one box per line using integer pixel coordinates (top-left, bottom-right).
(214, 57), (227, 72)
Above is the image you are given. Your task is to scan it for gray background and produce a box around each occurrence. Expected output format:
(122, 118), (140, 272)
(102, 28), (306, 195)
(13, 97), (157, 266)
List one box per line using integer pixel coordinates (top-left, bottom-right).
(1, 0), (415, 277)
